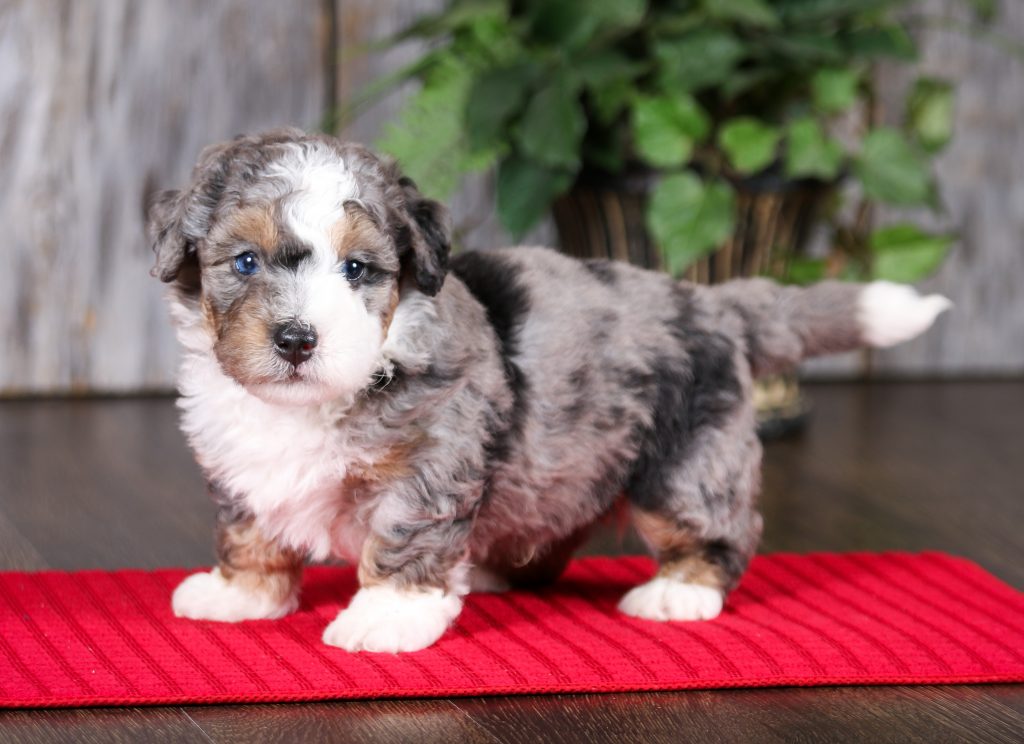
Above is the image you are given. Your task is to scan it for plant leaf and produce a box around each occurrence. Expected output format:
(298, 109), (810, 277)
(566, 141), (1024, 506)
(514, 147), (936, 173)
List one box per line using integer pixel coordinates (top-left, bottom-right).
(648, 173), (735, 275)
(632, 93), (710, 168)
(465, 63), (539, 154)
(655, 31), (743, 92)
(390, 0), (508, 42)
(812, 68), (860, 114)
(376, 56), (494, 198)
(496, 156), (573, 238)
(774, 0), (906, 24)
(574, 50), (647, 89)
(784, 118), (843, 180)
(907, 77), (955, 153)
(515, 71), (586, 169)
(526, 0), (646, 49)
(719, 118), (781, 174)
(754, 33), (844, 64)
(785, 257), (828, 285)
(702, 0), (779, 27)
(855, 128), (932, 205)
(846, 25), (917, 61)
(870, 224), (953, 282)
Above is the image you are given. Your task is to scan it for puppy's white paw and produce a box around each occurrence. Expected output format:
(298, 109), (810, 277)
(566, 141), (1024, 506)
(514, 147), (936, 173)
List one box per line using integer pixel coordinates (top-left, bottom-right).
(858, 281), (952, 348)
(322, 584), (462, 653)
(468, 566), (511, 593)
(618, 577), (724, 622)
(172, 568), (298, 622)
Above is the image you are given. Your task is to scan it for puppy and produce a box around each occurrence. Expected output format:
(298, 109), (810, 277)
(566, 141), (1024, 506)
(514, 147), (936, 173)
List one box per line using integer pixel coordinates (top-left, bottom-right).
(149, 128), (951, 653)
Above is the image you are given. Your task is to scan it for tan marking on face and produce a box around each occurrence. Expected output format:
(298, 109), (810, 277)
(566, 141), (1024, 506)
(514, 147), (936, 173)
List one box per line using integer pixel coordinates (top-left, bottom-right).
(217, 516), (303, 604)
(380, 282), (401, 337)
(631, 509), (728, 590)
(328, 210), (403, 334)
(218, 205), (280, 251)
(332, 211), (381, 256)
(209, 291), (273, 384)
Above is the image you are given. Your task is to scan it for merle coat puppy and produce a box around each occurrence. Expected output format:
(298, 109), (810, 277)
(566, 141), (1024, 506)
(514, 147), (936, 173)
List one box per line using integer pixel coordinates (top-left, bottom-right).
(149, 129), (950, 652)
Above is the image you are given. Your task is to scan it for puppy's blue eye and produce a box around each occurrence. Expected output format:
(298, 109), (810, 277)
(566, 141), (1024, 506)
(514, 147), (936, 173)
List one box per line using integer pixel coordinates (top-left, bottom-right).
(341, 259), (365, 281)
(234, 251), (260, 276)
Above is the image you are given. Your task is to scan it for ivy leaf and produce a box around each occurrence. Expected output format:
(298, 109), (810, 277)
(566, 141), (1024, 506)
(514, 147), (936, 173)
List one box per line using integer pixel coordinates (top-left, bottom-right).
(846, 25), (917, 61)
(870, 224), (953, 282)
(465, 63), (539, 154)
(718, 118), (781, 174)
(785, 118), (843, 180)
(515, 71), (586, 169)
(589, 80), (633, 126)
(855, 128), (932, 205)
(703, 0), (779, 27)
(907, 77), (955, 153)
(526, 0), (646, 49)
(377, 56), (494, 199)
(774, 0), (907, 24)
(812, 68), (860, 114)
(785, 257), (828, 285)
(391, 0), (507, 42)
(575, 50), (647, 89)
(655, 31), (744, 92)
(756, 33), (844, 64)
(632, 93), (710, 168)
(496, 156), (573, 238)
(648, 173), (735, 275)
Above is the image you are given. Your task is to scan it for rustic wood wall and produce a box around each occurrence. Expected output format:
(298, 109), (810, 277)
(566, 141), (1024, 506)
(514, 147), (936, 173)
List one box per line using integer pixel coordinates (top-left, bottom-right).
(0, 0), (329, 394)
(0, 0), (1020, 394)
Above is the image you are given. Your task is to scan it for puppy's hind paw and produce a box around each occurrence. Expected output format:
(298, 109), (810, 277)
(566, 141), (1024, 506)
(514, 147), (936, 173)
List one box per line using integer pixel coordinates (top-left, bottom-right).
(322, 584), (462, 653)
(172, 568), (298, 622)
(618, 577), (724, 622)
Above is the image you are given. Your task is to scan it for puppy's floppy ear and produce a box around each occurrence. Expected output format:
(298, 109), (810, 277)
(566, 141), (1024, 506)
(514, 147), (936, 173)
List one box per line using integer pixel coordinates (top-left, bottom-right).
(398, 176), (451, 297)
(146, 139), (238, 292)
(147, 188), (191, 284)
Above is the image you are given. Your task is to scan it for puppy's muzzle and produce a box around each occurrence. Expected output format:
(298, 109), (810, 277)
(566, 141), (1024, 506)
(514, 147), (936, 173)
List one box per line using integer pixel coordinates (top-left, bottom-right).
(273, 322), (318, 367)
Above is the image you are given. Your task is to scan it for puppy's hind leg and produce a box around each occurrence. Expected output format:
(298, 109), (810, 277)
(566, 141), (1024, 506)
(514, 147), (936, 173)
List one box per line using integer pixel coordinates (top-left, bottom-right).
(619, 427), (763, 622)
(173, 501), (303, 622)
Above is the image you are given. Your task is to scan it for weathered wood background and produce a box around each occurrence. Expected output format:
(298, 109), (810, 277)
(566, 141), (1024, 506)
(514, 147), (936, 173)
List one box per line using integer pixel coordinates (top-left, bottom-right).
(0, 0), (1020, 394)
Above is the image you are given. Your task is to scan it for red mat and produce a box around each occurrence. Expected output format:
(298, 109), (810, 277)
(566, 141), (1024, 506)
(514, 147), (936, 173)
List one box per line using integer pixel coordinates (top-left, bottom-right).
(1, 552), (1022, 708)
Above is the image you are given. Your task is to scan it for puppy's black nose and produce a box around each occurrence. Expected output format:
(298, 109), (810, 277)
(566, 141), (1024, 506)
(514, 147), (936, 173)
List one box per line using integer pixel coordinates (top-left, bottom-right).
(273, 323), (318, 367)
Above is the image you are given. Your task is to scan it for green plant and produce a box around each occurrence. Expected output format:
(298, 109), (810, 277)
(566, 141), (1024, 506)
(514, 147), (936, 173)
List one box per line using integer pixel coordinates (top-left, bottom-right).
(348, 0), (1004, 283)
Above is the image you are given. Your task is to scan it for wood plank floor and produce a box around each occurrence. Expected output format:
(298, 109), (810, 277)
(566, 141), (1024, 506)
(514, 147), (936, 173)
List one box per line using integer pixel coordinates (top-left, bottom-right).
(1, 382), (1022, 743)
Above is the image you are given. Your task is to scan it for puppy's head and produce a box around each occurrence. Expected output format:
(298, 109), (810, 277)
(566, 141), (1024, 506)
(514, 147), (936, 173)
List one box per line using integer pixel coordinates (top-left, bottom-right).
(148, 129), (450, 406)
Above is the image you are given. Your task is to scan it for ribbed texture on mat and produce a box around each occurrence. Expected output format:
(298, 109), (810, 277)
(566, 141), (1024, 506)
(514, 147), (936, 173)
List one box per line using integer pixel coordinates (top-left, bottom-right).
(1, 552), (1022, 708)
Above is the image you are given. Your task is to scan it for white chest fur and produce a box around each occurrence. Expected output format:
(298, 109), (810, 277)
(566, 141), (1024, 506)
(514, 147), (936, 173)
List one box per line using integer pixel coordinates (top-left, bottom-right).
(176, 350), (374, 562)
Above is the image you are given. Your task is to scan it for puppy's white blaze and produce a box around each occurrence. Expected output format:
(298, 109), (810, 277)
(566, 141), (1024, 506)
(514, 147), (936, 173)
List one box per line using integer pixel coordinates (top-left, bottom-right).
(261, 153), (384, 407)
(270, 145), (358, 253)
(618, 577), (724, 622)
(171, 568), (298, 622)
(322, 584), (463, 653)
(858, 281), (953, 348)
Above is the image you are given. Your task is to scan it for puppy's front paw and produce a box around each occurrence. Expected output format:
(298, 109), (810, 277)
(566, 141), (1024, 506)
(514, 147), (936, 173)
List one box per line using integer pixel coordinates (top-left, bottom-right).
(618, 577), (723, 622)
(322, 584), (462, 653)
(172, 568), (298, 622)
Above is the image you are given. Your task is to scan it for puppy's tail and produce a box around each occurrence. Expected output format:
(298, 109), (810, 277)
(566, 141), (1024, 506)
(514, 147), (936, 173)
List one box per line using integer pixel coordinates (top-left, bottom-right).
(710, 278), (952, 377)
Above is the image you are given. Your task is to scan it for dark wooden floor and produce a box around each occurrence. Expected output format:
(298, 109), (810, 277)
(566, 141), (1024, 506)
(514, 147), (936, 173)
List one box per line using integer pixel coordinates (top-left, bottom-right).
(1, 382), (1022, 743)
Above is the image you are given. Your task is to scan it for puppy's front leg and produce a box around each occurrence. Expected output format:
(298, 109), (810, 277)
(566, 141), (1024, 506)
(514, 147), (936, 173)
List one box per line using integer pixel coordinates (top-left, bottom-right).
(173, 503), (303, 622)
(322, 502), (472, 653)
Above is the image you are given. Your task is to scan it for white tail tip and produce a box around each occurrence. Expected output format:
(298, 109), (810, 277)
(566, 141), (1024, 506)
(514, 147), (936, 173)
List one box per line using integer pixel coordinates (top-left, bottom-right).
(858, 281), (953, 348)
